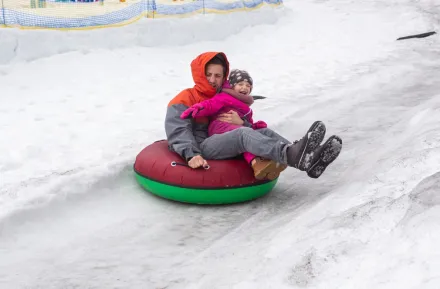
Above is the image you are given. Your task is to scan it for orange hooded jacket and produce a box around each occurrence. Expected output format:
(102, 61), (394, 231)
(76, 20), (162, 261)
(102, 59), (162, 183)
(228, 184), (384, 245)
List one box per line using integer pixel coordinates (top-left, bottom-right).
(165, 52), (230, 161)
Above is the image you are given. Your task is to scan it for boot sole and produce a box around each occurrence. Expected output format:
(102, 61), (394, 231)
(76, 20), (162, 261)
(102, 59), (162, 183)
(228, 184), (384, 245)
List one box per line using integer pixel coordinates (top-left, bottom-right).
(308, 121), (326, 151)
(297, 121), (327, 170)
(254, 161), (288, 180)
(307, 136), (342, 179)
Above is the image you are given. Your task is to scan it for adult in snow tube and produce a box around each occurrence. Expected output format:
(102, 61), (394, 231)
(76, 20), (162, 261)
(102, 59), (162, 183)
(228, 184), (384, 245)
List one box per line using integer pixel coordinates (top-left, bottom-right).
(133, 140), (278, 205)
(135, 52), (343, 204)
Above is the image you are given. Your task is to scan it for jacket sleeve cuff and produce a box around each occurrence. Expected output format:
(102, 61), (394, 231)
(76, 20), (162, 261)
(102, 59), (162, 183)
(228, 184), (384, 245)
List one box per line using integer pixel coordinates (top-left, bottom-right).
(242, 118), (252, 128)
(185, 152), (200, 162)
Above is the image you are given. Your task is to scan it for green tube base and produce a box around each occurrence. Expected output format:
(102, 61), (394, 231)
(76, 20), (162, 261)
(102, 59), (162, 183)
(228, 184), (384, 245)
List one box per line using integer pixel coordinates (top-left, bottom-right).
(135, 173), (277, 205)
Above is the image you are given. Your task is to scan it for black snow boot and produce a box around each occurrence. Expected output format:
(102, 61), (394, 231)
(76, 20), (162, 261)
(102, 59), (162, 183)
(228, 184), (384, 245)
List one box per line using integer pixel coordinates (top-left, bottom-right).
(286, 121), (326, 170)
(305, 135), (342, 178)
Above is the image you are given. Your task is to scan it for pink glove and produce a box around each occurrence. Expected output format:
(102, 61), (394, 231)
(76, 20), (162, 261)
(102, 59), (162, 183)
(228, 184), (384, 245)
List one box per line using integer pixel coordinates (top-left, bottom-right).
(180, 103), (204, 119)
(252, 120), (267, 130)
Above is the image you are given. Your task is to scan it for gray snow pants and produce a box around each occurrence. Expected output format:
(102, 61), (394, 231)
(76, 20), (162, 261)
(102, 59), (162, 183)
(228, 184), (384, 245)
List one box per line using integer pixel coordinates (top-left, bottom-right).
(200, 127), (292, 164)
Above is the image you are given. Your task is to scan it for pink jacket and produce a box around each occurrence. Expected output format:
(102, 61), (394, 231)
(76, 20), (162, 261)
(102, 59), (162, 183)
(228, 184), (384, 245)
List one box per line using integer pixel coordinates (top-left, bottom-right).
(180, 83), (267, 136)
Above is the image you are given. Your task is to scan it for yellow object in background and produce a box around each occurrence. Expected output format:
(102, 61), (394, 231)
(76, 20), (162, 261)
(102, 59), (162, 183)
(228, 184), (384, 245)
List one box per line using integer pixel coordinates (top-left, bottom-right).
(1, 0), (283, 30)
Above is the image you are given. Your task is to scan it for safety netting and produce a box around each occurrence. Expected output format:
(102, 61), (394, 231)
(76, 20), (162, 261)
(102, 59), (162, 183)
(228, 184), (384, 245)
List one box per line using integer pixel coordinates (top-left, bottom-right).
(0, 0), (282, 30)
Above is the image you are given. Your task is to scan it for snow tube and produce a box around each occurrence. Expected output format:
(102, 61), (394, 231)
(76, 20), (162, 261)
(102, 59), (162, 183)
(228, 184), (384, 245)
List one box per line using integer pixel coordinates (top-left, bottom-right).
(133, 140), (278, 204)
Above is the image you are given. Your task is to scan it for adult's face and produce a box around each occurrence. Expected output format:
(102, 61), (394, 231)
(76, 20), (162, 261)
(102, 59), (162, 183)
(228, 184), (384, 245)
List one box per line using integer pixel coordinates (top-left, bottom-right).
(205, 64), (224, 90)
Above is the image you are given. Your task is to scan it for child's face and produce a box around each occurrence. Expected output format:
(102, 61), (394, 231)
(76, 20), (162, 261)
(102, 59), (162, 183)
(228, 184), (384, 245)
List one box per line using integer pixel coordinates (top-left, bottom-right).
(233, 81), (252, 95)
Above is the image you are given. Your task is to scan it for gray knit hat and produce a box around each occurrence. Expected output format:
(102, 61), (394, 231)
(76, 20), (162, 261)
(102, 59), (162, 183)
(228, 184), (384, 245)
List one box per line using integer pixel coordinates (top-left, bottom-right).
(228, 69), (253, 88)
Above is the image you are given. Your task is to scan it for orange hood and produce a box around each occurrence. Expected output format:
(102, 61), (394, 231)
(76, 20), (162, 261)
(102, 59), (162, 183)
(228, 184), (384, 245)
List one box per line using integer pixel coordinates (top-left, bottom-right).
(190, 52), (229, 99)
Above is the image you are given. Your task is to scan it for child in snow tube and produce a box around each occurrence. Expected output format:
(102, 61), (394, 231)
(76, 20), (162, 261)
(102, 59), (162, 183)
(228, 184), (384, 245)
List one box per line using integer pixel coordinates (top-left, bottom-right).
(181, 69), (287, 180)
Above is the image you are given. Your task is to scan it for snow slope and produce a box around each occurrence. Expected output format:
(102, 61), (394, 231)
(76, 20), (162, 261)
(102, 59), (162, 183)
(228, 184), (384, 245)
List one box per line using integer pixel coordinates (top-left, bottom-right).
(1, 0), (439, 288)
